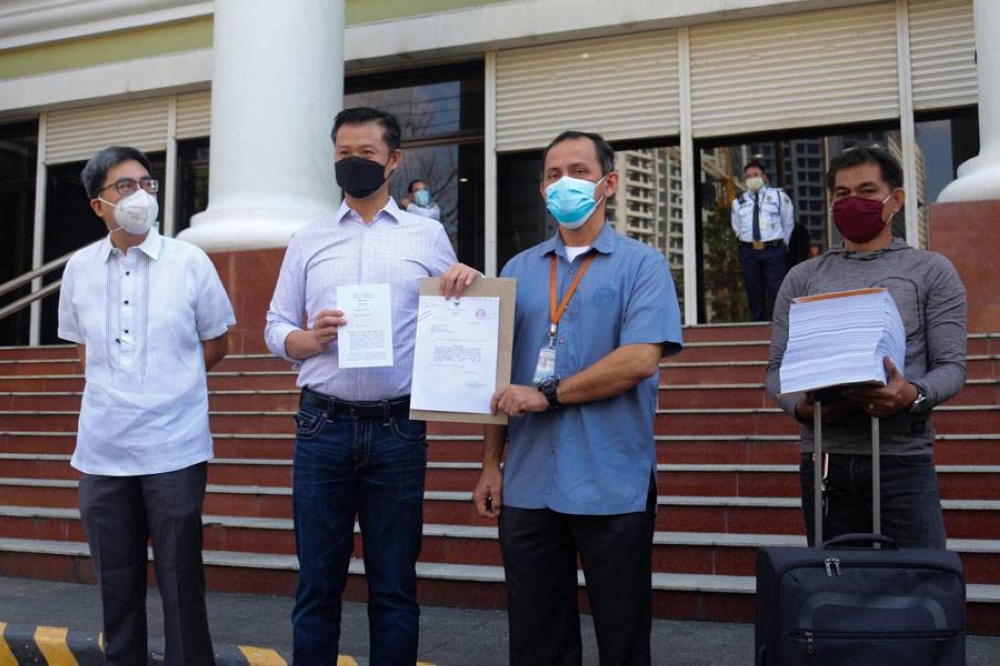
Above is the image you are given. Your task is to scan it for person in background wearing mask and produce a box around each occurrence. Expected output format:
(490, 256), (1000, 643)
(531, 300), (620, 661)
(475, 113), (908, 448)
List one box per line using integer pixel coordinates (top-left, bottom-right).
(766, 146), (967, 548)
(473, 130), (683, 665)
(731, 159), (795, 321)
(57, 146), (235, 665)
(265, 107), (478, 664)
(405, 178), (441, 221)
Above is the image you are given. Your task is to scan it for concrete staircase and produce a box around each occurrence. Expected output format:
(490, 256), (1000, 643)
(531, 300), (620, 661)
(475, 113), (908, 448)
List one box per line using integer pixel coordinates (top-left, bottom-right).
(1, 326), (999, 632)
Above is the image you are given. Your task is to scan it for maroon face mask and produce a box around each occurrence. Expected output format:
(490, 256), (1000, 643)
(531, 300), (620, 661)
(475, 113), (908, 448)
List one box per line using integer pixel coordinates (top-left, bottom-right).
(832, 193), (893, 243)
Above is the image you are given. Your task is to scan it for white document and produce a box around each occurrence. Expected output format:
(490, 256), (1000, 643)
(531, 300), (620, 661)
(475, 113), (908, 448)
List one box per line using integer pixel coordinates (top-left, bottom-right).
(779, 288), (906, 396)
(410, 295), (500, 414)
(336, 283), (394, 368)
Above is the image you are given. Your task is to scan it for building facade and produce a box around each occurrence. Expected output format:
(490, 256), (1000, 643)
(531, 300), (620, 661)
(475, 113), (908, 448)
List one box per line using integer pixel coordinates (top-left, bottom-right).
(0, 0), (990, 343)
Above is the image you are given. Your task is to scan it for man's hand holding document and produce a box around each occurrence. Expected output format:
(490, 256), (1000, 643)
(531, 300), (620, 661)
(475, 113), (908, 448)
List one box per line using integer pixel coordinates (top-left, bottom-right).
(779, 287), (906, 398)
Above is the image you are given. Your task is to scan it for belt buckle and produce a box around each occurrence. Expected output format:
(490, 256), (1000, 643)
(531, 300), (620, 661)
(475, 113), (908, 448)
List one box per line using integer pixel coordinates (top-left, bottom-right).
(752, 240), (764, 250)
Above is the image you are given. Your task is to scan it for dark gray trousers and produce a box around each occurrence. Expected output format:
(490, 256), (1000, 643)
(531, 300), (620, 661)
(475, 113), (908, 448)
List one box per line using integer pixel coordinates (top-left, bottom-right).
(498, 480), (657, 666)
(78, 462), (215, 666)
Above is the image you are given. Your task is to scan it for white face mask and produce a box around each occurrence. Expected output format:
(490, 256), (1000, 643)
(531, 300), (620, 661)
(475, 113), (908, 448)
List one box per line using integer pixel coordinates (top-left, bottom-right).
(100, 189), (158, 235)
(745, 176), (765, 192)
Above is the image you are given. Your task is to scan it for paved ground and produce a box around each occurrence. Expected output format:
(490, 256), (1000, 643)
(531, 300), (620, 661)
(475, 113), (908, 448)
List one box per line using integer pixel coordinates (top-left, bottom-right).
(2, 576), (999, 664)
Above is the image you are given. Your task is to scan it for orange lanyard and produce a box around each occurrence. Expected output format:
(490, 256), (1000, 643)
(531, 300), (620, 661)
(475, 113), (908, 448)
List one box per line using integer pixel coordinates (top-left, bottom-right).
(548, 252), (596, 341)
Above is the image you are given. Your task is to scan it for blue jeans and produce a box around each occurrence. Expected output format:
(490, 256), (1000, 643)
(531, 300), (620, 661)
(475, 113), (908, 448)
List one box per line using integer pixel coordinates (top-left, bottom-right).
(738, 243), (787, 321)
(290, 402), (427, 665)
(800, 453), (947, 549)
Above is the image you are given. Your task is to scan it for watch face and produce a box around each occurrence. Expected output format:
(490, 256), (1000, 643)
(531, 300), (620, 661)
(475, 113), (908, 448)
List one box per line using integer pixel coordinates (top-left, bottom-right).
(538, 376), (560, 406)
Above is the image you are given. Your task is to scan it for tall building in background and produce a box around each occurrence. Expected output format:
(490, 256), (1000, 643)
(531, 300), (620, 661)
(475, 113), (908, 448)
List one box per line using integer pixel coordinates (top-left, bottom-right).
(607, 147), (684, 273)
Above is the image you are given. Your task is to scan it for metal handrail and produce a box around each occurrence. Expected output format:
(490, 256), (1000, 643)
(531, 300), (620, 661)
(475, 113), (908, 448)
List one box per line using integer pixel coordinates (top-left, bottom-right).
(0, 249), (75, 323)
(0, 251), (74, 299)
(0, 280), (62, 321)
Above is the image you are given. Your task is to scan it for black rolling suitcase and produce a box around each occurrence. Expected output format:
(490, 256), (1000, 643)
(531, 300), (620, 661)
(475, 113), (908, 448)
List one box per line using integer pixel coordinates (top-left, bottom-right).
(754, 404), (967, 665)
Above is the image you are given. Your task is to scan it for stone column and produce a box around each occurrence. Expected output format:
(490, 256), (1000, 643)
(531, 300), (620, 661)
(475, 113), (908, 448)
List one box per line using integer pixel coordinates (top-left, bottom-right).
(937, 0), (1000, 202)
(929, 0), (1000, 332)
(178, 0), (344, 251)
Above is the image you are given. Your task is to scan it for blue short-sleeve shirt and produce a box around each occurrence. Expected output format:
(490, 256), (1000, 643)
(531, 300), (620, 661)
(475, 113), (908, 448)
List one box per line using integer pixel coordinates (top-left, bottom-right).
(500, 223), (683, 515)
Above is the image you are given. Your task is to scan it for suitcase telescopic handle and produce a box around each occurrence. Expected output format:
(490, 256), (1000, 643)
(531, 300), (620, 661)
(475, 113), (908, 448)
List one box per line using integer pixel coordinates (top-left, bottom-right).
(814, 401), (824, 545)
(823, 533), (899, 550)
(813, 402), (881, 545)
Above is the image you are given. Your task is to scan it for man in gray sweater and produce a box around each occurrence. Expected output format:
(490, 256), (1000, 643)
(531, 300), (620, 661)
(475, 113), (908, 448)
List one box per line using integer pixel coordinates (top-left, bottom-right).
(766, 145), (967, 549)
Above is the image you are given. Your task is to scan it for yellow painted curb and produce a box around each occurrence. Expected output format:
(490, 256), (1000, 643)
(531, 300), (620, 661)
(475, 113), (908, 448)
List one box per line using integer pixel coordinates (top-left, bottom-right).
(0, 622), (18, 666)
(34, 626), (75, 665)
(239, 645), (287, 665)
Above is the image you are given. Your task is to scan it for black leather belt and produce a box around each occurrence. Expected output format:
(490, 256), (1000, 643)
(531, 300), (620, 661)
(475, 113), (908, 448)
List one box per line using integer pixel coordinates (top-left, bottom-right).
(300, 387), (410, 420)
(740, 240), (784, 249)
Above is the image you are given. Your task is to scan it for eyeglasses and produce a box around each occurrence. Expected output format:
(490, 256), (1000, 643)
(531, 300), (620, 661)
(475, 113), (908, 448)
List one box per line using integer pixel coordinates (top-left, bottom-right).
(96, 177), (159, 197)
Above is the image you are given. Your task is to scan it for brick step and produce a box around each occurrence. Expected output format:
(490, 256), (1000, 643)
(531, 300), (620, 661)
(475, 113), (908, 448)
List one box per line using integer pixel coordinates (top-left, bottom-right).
(0, 456), (488, 492)
(208, 372), (298, 391)
(2, 355), (995, 393)
(0, 332), (992, 365)
(3, 404), (995, 436)
(0, 345), (75, 360)
(0, 358), (80, 375)
(0, 372), (308, 393)
(5, 479), (999, 539)
(4, 506), (1000, 587)
(0, 354), (289, 376)
(672, 342), (769, 364)
(656, 464), (1000, 500)
(660, 355), (998, 385)
(5, 432), (1000, 469)
(655, 496), (1000, 540)
(659, 380), (999, 409)
(654, 405), (1000, 436)
(1, 537), (998, 632)
(211, 355), (294, 373)
(5, 455), (1000, 501)
(655, 434), (1000, 465)
(680, 324), (772, 343)
(0, 391), (302, 412)
(0, 375), (84, 392)
(3, 377), (996, 413)
(672, 334), (998, 360)
(0, 411), (484, 437)
(0, 431), (484, 460)
(967, 335), (1000, 356)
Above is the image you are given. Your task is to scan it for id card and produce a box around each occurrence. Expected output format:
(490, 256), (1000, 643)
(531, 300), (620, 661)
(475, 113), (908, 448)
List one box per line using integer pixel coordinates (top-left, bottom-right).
(532, 346), (556, 385)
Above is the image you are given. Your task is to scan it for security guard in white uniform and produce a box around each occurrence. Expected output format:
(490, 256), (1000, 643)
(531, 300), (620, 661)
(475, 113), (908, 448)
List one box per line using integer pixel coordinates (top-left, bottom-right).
(731, 160), (795, 321)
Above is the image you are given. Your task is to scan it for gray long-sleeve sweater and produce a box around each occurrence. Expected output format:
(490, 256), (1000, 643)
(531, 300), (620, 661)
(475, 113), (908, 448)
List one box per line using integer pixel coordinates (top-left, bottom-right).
(765, 238), (967, 455)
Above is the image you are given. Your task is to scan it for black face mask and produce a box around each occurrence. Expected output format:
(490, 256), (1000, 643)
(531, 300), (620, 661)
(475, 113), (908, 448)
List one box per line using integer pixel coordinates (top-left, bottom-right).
(335, 156), (389, 199)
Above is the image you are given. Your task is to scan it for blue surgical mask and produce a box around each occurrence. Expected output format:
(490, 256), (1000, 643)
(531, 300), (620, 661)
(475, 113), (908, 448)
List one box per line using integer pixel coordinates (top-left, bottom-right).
(545, 175), (607, 229)
(413, 189), (431, 207)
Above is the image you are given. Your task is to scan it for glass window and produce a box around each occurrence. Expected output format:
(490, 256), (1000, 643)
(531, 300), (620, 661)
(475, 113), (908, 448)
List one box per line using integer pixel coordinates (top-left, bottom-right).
(175, 138), (210, 235)
(0, 120), (38, 346)
(497, 151), (546, 270)
(345, 61), (485, 269)
(696, 125), (899, 323)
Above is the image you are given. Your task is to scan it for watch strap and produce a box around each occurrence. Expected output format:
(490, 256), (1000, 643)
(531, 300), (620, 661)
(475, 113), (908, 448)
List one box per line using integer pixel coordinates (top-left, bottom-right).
(538, 376), (561, 409)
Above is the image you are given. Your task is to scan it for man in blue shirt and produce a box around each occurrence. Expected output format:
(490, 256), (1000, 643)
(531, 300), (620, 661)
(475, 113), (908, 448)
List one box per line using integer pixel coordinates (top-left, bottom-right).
(474, 131), (683, 665)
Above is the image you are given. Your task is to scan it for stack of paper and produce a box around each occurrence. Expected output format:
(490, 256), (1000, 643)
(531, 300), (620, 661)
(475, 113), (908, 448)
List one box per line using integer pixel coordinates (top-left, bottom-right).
(779, 288), (906, 396)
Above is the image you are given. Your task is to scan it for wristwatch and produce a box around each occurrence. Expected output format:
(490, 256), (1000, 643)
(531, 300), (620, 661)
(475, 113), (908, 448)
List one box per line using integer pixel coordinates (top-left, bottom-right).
(909, 384), (929, 413)
(537, 375), (562, 409)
